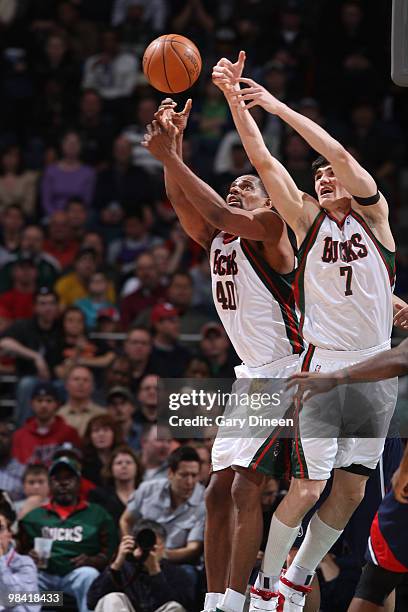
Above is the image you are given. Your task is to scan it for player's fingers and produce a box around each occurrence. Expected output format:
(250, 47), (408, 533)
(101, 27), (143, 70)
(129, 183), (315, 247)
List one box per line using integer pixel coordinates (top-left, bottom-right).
(236, 50), (246, 67)
(160, 98), (176, 106)
(237, 77), (256, 86)
(181, 98), (192, 115)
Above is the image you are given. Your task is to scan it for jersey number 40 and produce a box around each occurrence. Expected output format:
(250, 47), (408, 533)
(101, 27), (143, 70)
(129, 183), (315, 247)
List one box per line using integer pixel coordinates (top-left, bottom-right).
(216, 280), (237, 310)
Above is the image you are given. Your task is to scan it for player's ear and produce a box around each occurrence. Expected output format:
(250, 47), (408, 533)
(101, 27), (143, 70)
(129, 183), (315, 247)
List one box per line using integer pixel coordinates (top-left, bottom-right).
(265, 198), (272, 209)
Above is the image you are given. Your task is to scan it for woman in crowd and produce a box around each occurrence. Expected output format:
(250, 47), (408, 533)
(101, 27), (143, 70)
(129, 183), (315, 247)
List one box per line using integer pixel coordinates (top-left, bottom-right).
(89, 445), (143, 522)
(54, 306), (115, 380)
(81, 414), (123, 485)
(41, 130), (96, 216)
(0, 145), (39, 218)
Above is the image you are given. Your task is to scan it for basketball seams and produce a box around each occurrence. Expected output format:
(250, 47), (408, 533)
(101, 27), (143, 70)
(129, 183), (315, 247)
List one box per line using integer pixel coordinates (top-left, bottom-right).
(143, 41), (158, 79)
(161, 34), (174, 93)
(170, 40), (192, 87)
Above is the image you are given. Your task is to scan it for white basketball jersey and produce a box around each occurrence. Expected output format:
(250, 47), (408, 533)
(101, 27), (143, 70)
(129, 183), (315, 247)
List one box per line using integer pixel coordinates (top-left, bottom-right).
(210, 232), (303, 367)
(295, 209), (395, 350)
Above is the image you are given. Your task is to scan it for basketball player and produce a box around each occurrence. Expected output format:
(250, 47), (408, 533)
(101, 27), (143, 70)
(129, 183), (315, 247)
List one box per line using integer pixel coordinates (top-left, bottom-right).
(288, 339), (408, 612)
(142, 101), (304, 612)
(212, 52), (399, 611)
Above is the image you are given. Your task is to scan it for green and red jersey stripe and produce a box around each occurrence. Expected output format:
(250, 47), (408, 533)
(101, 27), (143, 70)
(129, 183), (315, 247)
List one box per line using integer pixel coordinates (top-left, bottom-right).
(241, 239), (303, 355)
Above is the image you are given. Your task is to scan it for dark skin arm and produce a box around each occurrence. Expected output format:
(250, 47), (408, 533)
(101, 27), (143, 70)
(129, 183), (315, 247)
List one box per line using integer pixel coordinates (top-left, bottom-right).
(159, 99), (216, 250)
(287, 338), (408, 401)
(143, 121), (285, 243)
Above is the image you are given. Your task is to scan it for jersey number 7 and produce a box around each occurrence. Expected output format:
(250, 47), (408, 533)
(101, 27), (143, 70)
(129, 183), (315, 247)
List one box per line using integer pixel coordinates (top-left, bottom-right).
(340, 266), (353, 296)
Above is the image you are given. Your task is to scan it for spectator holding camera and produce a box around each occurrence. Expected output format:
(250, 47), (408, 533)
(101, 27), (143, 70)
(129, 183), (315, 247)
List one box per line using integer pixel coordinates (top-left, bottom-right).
(18, 455), (117, 612)
(120, 446), (205, 574)
(87, 519), (193, 612)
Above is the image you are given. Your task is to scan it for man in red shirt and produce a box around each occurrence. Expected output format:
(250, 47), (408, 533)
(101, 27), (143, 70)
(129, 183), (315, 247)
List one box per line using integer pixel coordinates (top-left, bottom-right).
(0, 256), (37, 320)
(12, 382), (81, 466)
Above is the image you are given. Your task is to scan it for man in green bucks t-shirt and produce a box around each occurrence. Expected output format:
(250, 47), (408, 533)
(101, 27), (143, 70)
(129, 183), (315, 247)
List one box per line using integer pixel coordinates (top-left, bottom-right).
(18, 456), (117, 612)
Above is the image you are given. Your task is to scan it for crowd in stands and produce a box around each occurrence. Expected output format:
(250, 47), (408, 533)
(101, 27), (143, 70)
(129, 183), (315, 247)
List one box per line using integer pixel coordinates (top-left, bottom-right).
(0, 0), (407, 611)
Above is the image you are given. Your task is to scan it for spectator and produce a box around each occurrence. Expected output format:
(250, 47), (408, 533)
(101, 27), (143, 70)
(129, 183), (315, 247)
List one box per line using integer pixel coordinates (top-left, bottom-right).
(66, 198), (89, 242)
(43, 210), (79, 270)
(135, 374), (158, 428)
(58, 366), (105, 436)
(0, 204), (25, 256)
(0, 256), (37, 321)
(75, 89), (116, 167)
(94, 135), (155, 214)
(54, 306), (115, 380)
(122, 97), (163, 175)
(0, 145), (38, 218)
(55, 247), (115, 309)
(89, 445), (143, 523)
(82, 29), (139, 110)
(12, 381), (81, 466)
(0, 508), (40, 612)
(19, 455), (117, 612)
(108, 212), (161, 277)
(184, 356), (211, 379)
(107, 387), (140, 450)
(151, 243), (182, 287)
(199, 322), (239, 377)
(190, 251), (214, 313)
(112, 0), (166, 32)
(0, 288), (61, 427)
(35, 32), (80, 118)
(94, 355), (133, 405)
(19, 225), (60, 288)
(139, 424), (173, 482)
(75, 271), (118, 330)
(150, 303), (191, 378)
(0, 225), (61, 291)
(55, 0), (100, 63)
(123, 327), (155, 391)
(283, 131), (315, 194)
(166, 271), (209, 337)
(0, 419), (24, 501)
(41, 130), (96, 216)
(51, 444), (97, 501)
(87, 519), (194, 612)
(14, 464), (50, 519)
(80, 232), (109, 269)
(120, 253), (166, 329)
(82, 414), (122, 486)
(120, 446), (205, 572)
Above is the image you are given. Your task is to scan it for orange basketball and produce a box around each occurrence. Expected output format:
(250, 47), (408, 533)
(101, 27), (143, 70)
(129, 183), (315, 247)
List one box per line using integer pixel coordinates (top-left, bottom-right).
(143, 34), (202, 94)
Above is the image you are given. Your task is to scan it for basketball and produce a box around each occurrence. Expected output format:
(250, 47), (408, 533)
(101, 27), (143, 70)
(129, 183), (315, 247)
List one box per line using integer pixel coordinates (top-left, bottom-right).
(143, 34), (202, 94)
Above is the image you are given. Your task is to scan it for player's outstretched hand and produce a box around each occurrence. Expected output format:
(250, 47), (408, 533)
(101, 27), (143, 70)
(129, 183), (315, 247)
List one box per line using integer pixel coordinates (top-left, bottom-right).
(392, 465), (408, 504)
(141, 120), (177, 162)
(393, 303), (408, 330)
(155, 98), (192, 134)
(232, 78), (284, 114)
(286, 371), (337, 402)
(212, 50), (246, 95)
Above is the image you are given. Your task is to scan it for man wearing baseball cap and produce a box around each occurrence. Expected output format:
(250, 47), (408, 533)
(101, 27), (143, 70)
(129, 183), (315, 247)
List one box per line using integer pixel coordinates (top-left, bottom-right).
(150, 303), (191, 377)
(12, 383), (81, 466)
(19, 456), (117, 612)
(199, 322), (238, 378)
(107, 386), (140, 450)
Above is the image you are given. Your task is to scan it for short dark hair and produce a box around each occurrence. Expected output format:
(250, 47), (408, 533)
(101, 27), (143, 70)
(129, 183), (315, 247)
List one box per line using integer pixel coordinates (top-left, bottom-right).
(168, 446), (201, 472)
(133, 518), (167, 542)
(0, 490), (16, 526)
(311, 155), (330, 176)
(23, 464), (48, 482)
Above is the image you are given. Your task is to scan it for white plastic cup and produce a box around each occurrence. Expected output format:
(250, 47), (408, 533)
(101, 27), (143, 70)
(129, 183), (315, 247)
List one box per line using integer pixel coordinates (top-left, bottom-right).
(34, 537), (53, 569)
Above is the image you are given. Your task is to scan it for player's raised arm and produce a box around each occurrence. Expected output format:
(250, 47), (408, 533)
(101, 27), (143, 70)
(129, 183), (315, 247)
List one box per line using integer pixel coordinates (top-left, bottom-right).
(212, 53), (317, 236)
(233, 77), (389, 221)
(154, 99), (216, 250)
(143, 121), (285, 243)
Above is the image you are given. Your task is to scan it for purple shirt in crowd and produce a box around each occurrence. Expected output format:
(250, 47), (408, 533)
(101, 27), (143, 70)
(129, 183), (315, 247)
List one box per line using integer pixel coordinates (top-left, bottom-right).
(41, 163), (96, 215)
